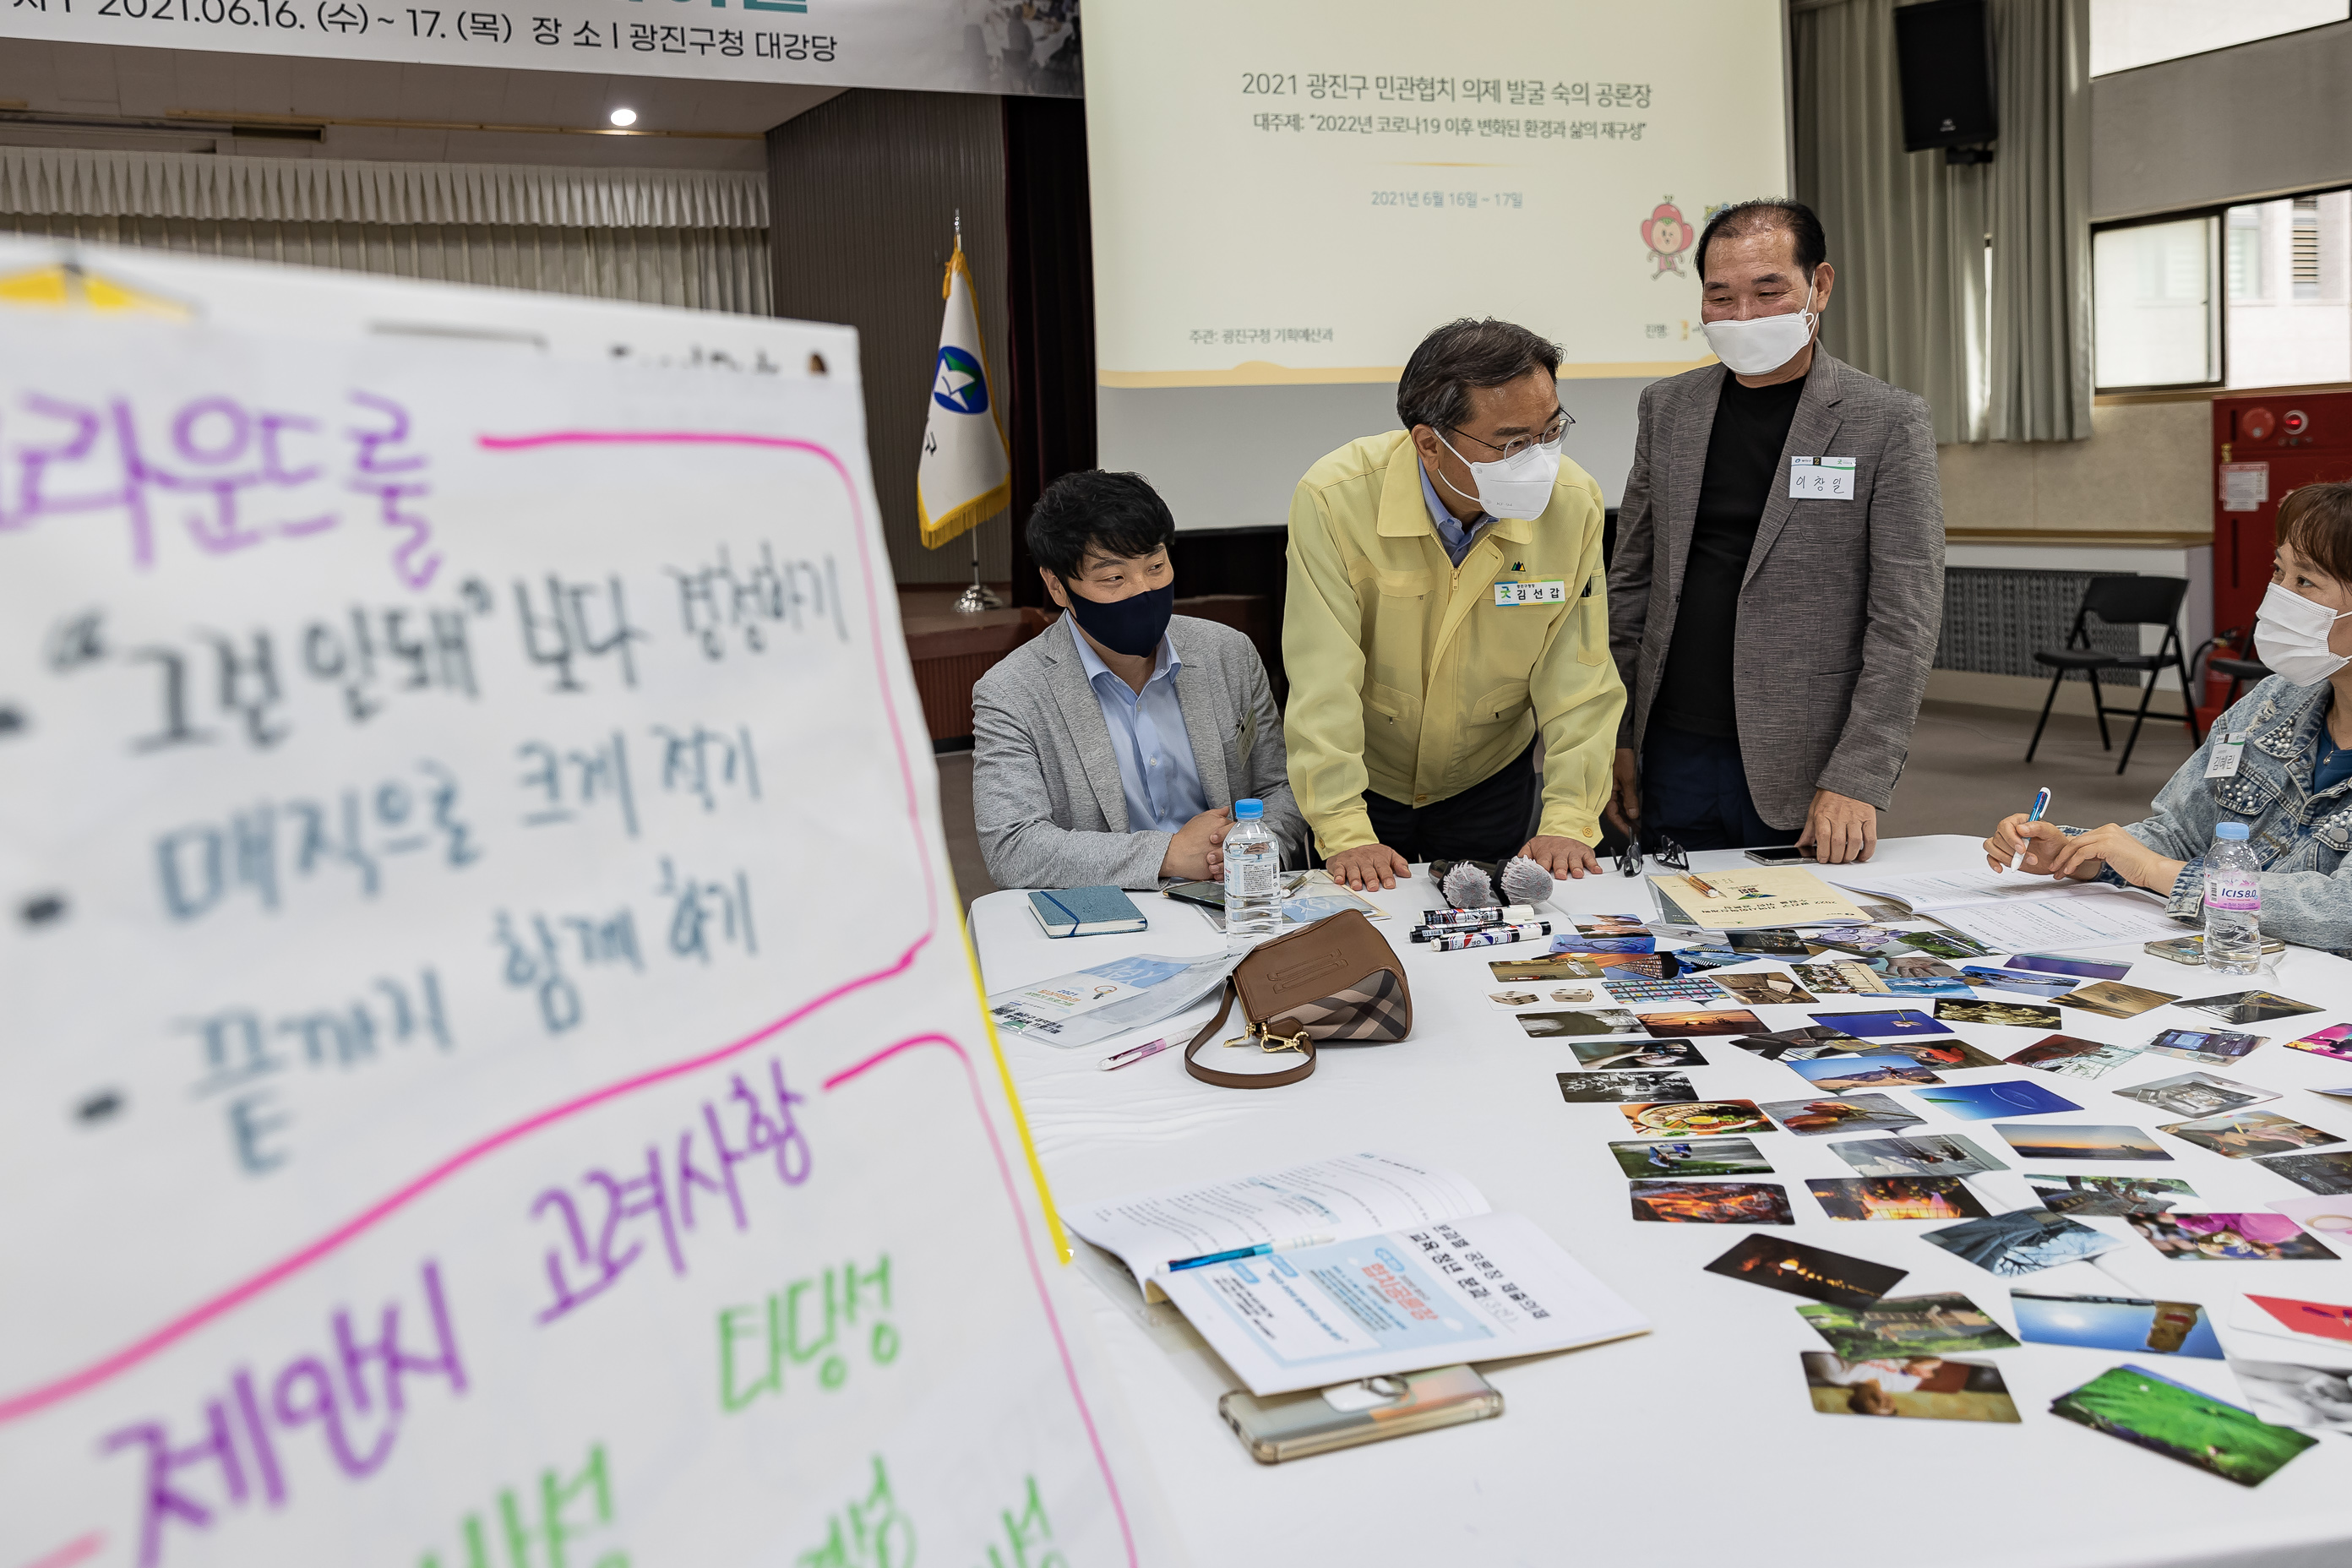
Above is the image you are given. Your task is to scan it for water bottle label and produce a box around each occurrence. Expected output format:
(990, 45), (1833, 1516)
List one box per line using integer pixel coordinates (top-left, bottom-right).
(2208, 872), (2259, 912)
(1227, 857), (1278, 898)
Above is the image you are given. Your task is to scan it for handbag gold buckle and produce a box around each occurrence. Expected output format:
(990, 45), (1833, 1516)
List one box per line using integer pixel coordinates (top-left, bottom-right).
(1236, 1017), (1308, 1055)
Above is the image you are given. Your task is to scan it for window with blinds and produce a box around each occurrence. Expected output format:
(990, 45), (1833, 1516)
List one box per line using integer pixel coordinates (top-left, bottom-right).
(2294, 197), (2323, 301)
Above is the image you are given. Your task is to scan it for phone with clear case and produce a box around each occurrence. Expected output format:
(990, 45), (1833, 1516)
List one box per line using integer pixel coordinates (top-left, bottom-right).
(1217, 1365), (1501, 1463)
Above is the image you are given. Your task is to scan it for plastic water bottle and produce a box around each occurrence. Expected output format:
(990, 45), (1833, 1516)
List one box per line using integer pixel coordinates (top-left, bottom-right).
(2204, 821), (2262, 975)
(1222, 798), (1282, 939)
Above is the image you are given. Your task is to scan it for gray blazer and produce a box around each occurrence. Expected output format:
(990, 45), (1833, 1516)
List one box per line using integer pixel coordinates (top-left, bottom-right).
(1608, 351), (1945, 829)
(972, 614), (1303, 890)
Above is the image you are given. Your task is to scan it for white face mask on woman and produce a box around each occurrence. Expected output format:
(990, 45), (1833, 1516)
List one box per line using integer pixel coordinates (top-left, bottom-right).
(2255, 580), (2352, 685)
(1701, 276), (1817, 376)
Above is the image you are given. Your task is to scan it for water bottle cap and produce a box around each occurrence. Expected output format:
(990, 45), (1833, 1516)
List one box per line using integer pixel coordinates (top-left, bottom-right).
(1234, 799), (1263, 820)
(2217, 822), (2251, 841)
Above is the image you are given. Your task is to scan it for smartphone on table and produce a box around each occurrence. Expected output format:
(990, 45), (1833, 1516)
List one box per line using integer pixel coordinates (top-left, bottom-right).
(1743, 846), (1816, 866)
(1218, 1364), (1500, 1463)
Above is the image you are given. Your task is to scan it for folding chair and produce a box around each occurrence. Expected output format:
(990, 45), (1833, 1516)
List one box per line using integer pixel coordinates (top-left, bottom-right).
(2023, 575), (2203, 773)
(2207, 654), (2272, 710)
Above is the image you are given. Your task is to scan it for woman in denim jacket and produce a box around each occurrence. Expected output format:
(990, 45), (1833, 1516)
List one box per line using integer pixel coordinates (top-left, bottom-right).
(1984, 483), (2352, 956)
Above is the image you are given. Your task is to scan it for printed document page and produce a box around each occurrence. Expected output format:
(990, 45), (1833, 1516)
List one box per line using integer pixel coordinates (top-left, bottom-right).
(1825, 872), (2186, 950)
(986, 951), (1240, 1048)
(1068, 1152), (1490, 1291)
(1158, 1212), (1651, 1395)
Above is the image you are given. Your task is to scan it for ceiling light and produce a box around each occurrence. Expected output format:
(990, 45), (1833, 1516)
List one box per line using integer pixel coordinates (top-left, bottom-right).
(609, 108), (637, 128)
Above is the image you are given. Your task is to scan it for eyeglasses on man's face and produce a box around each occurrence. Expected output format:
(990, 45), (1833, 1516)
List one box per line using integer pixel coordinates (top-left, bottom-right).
(1447, 407), (1574, 461)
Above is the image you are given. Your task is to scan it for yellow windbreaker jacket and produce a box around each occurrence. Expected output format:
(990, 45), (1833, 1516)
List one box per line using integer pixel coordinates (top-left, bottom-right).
(1282, 430), (1625, 856)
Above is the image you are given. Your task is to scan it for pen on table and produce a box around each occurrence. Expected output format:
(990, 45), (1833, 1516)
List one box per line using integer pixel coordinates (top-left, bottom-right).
(2008, 786), (2052, 873)
(1167, 1233), (1337, 1272)
(1683, 873), (1726, 901)
(1098, 1037), (1171, 1071)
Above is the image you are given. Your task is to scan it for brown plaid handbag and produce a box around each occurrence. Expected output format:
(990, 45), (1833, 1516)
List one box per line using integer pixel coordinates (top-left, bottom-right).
(1183, 909), (1413, 1088)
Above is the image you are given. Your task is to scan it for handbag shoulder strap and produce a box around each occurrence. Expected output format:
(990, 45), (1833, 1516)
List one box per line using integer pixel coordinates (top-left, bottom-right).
(1182, 979), (1317, 1090)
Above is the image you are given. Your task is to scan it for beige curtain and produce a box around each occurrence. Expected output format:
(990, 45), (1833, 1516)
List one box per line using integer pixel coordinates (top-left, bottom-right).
(0, 150), (770, 316)
(1986, 0), (2094, 441)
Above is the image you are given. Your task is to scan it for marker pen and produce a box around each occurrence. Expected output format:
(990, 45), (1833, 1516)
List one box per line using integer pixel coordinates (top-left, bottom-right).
(1426, 923), (1551, 951)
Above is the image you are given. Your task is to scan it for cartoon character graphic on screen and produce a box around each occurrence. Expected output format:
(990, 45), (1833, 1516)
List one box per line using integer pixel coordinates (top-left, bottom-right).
(1642, 199), (1694, 277)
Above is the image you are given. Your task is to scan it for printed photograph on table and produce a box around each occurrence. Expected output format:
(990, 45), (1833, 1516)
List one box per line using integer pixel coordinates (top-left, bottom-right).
(2012, 1293), (2224, 1358)
(1703, 1233), (1908, 1306)
(1762, 1095), (1927, 1137)
(1731, 1026), (1868, 1062)
(1958, 966), (2079, 1000)
(1486, 988), (1547, 1009)
(1580, 952), (1673, 978)
(1880, 972), (1978, 999)
(1609, 1136), (1775, 1179)
(2144, 1027), (2264, 1067)
(1870, 1036), (2007, 1070)
(2128, 1211), (2340, 1261)
(2228, 1359), (2352, 1434)
(1552, 931), (1657, 955)
(2161, 1110), (2344, 1159)
(1792, 962), (1891, 996)
(1801, 1353), (2020, 1422)
(2268, 1194), (2352, 1243)
(1712, 972), (1821, 1007)
(2003, 1033), (2143, 1079)
(2175, 991), (2321, 1025)
(1487, 984), (1599, 1010)
(1807, 924), (1917, 957)
(2243, 1293), (2352, 1345)
(1490, 955), (1603, 983)
(1556, 1070), (1696, 1104)
(1667, 944), (1745, 972)
(1627, 1179), (1794, 1225)
(1995, 1123), (2171, 1162)
(1796, 1293), (2019, 1358)
(1578, 914), (1652, 937)
(1922, 1208), (2121, 1275)
(1832, 1133), (2012, 1178)
(1934, 999), (2064, 1030)
(1620, 1099), (1775, 1138)
(2286, 1023), (2352, 1064)
(1809, 1009), (1953, 1039)
(1603, 974), (1729, 1008)
(1783, 1054), (1944, 1092)
(2260, 1150), (2352, 1195)
(2112, 1071), (2277, 1119)
(1636, 1008), (1763, 1037)
(2028, 1173), (2199, 1217)
(1912, 1080), (2082, 1121)
(1726, 929), (1811, 957)
(1881, 956), (1964, 980)
(1899, 930), (1996, 961)
(2007, 953), (2132, 982)
(1516, 1007), (1647, 1039)
(1806, 1176), (1989, 1222)
(2049, 1364), (2317, 1488)
(1568, 1038), (1707, 1069)
(2050, 981), (2177, 1020)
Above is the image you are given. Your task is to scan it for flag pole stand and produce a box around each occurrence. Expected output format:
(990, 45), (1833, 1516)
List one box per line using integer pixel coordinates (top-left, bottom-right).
(950, 530), (1004, 612)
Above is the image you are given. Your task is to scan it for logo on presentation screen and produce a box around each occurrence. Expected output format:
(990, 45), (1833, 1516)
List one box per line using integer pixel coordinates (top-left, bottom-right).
(1642, 199), (1693, 278)
(932, 345), (990, 414)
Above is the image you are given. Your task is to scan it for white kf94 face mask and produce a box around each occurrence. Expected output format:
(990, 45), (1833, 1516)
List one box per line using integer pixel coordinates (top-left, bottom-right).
(1434, 429), (1563, 522)
(1701, 277), (1817, 377)
(2256, 580), (2352, 685)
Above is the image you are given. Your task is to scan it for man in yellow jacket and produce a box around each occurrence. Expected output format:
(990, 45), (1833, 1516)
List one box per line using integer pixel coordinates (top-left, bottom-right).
(1285, 318), (1625, 891)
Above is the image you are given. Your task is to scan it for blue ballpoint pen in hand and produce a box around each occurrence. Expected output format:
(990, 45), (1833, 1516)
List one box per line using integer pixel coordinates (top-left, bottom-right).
(2009, 787), (2052, 873)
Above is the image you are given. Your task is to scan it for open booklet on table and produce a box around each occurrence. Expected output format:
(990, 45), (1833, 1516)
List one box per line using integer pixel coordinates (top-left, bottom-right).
(1823, 868), (2189, 951)
(1065, 1152), (1650, 1395)
(986, 951), (1240, 1048)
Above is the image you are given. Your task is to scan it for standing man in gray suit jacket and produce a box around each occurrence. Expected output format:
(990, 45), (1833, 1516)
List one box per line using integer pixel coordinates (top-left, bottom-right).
(973, 470), (1301, 890)
(1607, 199), (1943, 864)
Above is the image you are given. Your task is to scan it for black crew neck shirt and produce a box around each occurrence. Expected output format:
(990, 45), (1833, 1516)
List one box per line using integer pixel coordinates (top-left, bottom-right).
(1651, 369), (1809, 739)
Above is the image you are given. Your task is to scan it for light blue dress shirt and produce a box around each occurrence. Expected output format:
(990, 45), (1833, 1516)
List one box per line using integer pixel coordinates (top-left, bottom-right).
(1068, 616), (1210, 836)
(1418, 458), (1498, 568)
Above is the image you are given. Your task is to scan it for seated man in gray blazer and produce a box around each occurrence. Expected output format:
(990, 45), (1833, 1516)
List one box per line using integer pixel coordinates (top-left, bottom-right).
(974, 471), (1301, 890)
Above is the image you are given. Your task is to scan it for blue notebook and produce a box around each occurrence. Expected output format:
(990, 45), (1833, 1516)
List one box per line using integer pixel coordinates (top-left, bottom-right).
(1028, 886), (1149, 938)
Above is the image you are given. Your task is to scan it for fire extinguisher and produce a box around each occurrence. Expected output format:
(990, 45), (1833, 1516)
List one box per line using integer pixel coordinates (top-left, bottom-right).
(2192, 629), (2240, 734)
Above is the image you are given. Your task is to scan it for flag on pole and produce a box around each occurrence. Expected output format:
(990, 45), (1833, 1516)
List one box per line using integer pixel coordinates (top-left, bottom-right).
(917, 233), (1012, 551)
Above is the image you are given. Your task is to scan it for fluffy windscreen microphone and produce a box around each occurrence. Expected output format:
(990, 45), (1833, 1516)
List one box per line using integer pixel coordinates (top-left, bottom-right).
(1499, 856), (1556, 906)
(1440, 862), (1500, 909)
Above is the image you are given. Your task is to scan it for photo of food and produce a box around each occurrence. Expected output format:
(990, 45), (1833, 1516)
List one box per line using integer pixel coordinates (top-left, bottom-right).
(2011, 1293), (2224, 1358)
(1761, 1094), (1928, 1137)
(1556, 1070), (1695, 1104)
(1608, 1136), (1774, 1179)
(1516, 1008), (1646, 1039)
(2144, 1027), (2264, 1066)
(1713, 972), (1821, 1006)
(1911, 1080), (2083, 1120)
(1726, 929), (1811, 956)
(2050, 981), (2178, 1020)
(1806, 1177), (1988, 1222)
(1832, 1133), (2012, 1178)
(1993, 1123), (2171, 1162)
(2128, 1211), (2340, 1261)
(2027, 1173), (2198, 1217)
(2049, 1364), (2317, 1487)
(1922, 1208), (2121, 1275)
(1627, 1179), (1794, 1224)
(1603, 974), (1732, 1007)
(1958, 966), (2078, 1000)
(2175, 990), (2321, 1025)
(2159, 1110), (2346, 1159)
(2285, 1024), (2352, 1064)
(2004, 1033), (2144, 1079)
(1565, 1037), (1706, 1070)
(1808, 1009), (1953, 1039)
(1489, 955), (1604, 983)
(1801, 1353), (2019, 1422)
(1636, 1009), (1763, 1037)
(1793, 961), (1891, 996)
(1795, 1293), (2019, 1358)
(1784, 1054), (1946, 1092)
(1620, 1099), (1774, 1137)
(1901, 930), (1995, 961)
(2258, 1150), (2352, 1195)
(2007, 953), (2131, 982)
(2112, 1071), (2277, 1119)
(1935, 998), (2065, 1029)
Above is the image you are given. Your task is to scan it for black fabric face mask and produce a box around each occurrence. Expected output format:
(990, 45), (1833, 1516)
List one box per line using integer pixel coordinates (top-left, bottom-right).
(1061, 581), (1174, 658)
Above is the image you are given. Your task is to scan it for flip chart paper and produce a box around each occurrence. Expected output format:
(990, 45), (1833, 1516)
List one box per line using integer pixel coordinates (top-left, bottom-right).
(0, 259), (1136, 1567)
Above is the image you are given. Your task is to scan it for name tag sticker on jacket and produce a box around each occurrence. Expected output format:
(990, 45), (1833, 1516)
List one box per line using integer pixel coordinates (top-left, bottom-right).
(1788, 456), (1857, 499)
(2206, 732), (2248, 779)
(1494, 579), (1567, 607)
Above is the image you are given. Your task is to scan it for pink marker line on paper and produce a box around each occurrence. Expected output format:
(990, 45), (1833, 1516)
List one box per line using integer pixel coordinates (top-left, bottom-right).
(20, 1533), (103, 1568)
